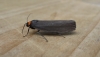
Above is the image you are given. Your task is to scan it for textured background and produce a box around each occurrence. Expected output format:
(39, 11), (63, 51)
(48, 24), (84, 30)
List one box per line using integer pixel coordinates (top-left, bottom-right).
(0, 0), (100, 57)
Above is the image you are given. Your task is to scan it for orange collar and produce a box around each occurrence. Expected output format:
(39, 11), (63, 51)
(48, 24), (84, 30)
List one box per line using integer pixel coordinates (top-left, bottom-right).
(28, 21), (31, 26)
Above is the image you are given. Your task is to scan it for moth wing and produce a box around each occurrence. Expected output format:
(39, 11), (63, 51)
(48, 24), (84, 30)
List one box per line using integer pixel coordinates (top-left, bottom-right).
(34, 20), (76, 32)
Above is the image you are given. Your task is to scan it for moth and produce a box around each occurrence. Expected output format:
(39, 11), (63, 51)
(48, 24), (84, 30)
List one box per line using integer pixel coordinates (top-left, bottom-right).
(22, 14), (76, 42)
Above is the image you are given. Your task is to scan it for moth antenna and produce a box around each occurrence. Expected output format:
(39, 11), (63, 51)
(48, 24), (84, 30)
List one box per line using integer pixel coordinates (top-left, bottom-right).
(23, 27), (30, 37)
(27, 13), (32, 22)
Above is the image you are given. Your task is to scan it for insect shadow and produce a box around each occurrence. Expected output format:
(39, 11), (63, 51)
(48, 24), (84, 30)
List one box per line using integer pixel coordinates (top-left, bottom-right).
(36, 31), (77, 35)
(34, 31), (77, 42)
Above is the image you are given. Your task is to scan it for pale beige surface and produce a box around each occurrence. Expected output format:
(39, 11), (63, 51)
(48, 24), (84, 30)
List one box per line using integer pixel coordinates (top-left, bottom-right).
(0, 0), (100, 57)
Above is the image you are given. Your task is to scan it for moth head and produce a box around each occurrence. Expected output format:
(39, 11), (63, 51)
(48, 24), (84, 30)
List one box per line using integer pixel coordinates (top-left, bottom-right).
(26, 21), (32, 27)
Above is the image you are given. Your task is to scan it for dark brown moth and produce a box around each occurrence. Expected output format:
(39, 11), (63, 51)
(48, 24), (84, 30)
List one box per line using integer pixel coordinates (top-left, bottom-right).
(22, 14), (76, 42)
(22, 20), (76, 42)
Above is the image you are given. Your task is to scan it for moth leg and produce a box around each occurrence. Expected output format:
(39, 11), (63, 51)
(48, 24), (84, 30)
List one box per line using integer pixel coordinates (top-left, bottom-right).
(57, 32), (65, 38)
(37, 30), (48, 42)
